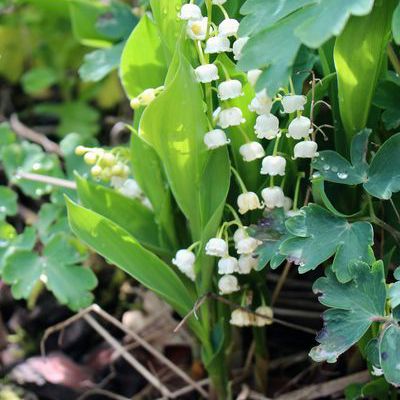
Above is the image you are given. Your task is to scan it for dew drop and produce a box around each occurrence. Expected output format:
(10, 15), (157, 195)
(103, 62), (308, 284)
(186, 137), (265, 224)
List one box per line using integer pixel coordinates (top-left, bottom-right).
(322, 164), (330, 171)
(312, 172), (321, 179)
(32, 162), (42, 171)
(331, 166), (338, 173)
(319, 156), (325, 161)
(337, 172), (348, 180)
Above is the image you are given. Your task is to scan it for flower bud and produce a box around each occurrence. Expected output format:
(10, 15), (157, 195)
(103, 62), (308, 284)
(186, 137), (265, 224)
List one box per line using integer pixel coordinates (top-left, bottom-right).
(239, 142), (265, 162)
(84, 152), (97, 165)
(119, 179), (142, 199)
(237, 192), (262, 214)
(233, 227), (248, 244)
(111, 164), (124, 176)
(218, 80), (243, 100)
(139, 88), (156, 106)
(205, 36), (231, 54)
(249, 89), (272, 115)
(195, 64), (219, 83)
(281, 95), (307, 114)
(91, 165), (102, 177)
(179, 3), (202, 20)
(293, 140), (318, 159)
(75, 145), (86, 156)
(204, 129), (230, 149)
(247, 69), (262, 88)
(254, 306), (273, 326)
(238, 255), (258, 274)
(236, 237), (262, 255)
(232, 37), (249, 61)
(205, 238), (228, 257)
(218, 18), (240, 37)
(287, 116), (311, 140)
(187, 17), (208, 41)
(218, 256), (239, 275)
(102, 152), (116, 167)
(218, 107), (245, 128)
(255, 114), (279, 139)
(230, 309), (254, 326)
(130, 97), (141, 109)
(260, 155), (286, 176)
(261, 186), (285, 209)
(218, 275), (240, 295)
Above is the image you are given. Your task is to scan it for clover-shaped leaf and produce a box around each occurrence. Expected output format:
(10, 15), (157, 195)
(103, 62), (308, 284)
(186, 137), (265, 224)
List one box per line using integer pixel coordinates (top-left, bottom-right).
(3, 233), (97, 311)
(0, 186), (17, 220)
(309, 261), (386, 363)
(280, 204), (374, 282)
(379, 324), (400, 386)
(312, 129), (370, 185)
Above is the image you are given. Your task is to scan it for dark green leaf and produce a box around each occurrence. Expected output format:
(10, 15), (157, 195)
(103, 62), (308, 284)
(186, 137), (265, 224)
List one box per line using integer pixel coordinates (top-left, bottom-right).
(280, 204), (374, 282)
(361, 378), (389, 400)
(389, 267), (400, 310)
(379, 324), (400, 386)
(310, 261), (386, 363)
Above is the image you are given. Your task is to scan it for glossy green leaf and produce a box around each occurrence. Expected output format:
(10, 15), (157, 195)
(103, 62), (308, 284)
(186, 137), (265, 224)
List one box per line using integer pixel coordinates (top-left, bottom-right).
(120, 14), (167, 99)
(379, 324), (400, 386)
(393, 2), (400, 44)
(66, 198), (204, 329)
(334, 0), (395, 142)
(312, 129), (370, 185)
(140, 47), (230, 240)
(0, 186), (17, 220)
(364, 133), (400, 199)
(280, 204), (374, 282)
(75, 174), (170, 255)
(3, 233), (96, 311)
(79, 42), (124, 82)
(310, 261), (386, 363)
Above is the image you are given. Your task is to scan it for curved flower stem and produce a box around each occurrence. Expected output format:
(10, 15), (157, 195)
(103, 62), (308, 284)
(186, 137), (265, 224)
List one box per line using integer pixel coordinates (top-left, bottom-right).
(293, 172), (305, 211)
(230, 165), (248, 193)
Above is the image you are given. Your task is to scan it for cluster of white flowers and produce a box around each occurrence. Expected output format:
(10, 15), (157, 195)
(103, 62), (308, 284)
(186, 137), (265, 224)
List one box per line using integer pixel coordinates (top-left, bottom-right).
(75, 146), (152, 209)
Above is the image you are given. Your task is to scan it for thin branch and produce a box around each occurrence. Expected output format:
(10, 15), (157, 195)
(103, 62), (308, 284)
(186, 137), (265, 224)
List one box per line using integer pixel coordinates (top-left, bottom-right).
(271, 261), (291, 306)
(15, 171), (77, 190)
(10, 113), (62, 156)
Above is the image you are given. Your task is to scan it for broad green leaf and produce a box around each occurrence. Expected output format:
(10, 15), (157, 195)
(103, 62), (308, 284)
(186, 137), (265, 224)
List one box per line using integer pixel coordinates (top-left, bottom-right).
(312, 129), (370, 185)
(280, 204), (374, 282)
(216, 54), (261, 191)
(68, 0), (111, 47)
(21, 67), (58, 94)
(120, 15), (167, 98)
(66, 198), (207, 341)
(364, 133), (400, 199)
(36, 203), (69, 244)
(361, 378), (390, 399)
(238, 0), (375, 94)
(334, 0), (395, 142)
(310, 261), (386, 363)
(150, 0), (184, 60)
(34, 102), (100, 138)
(0, 186), (17, 220)
(373, 73), (400, 130)
(388, 267), (400, 309)
(139, 47), (228, 239)
(393, 2), (400, 44)
(3, 233), (96, 311)
(79, 42), (124, 82)
(379, 324), (400, 386)
(75, 174), (171, 255)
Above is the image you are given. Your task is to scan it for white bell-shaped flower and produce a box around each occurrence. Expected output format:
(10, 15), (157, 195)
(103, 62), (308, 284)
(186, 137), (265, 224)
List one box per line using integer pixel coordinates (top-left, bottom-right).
(205, 238), (228, 257)
(237, 192), (262, 214)
(218, 256), (239, 275)
(172, 249), (196, 271)
(218, 275), (240, 295)
(195, 64), (219, 83)
(261, 186), (285, 209)
(232, 37), (249, 61)
(238, 255), (258, 274)
(218, 107), (245, 128)
(236, 237), (262, 255)
(212, 0), (227, 4)
(260, 155), (286, 176)
(179, 3), (202, 20)
(283, 196), (293, 212)
(187, 17), (208, 41)
(255, 114), (279, 139)
(249, 89), (272, 115)
(204, 129), (230, 150)
(230, 309), (253, 326)
(254, 306), (273, 326)
(281, 95), (307, 114)
(119, 179), (142, 199)
(233, 227), (248, 245)
(287, 116), (311, 140)
(218, 80), (243, 100)
(218, 18), (240, 37)
(247, 69), (262, 88)
(239, 142), (265, 162)
(293, 140), (318, 159)
(205, 36), (231, 54)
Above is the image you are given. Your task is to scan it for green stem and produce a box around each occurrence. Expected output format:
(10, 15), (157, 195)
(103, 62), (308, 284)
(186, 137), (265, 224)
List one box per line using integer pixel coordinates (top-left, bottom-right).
(231, 166), (248, 192)
(293, 173), (305, 211)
